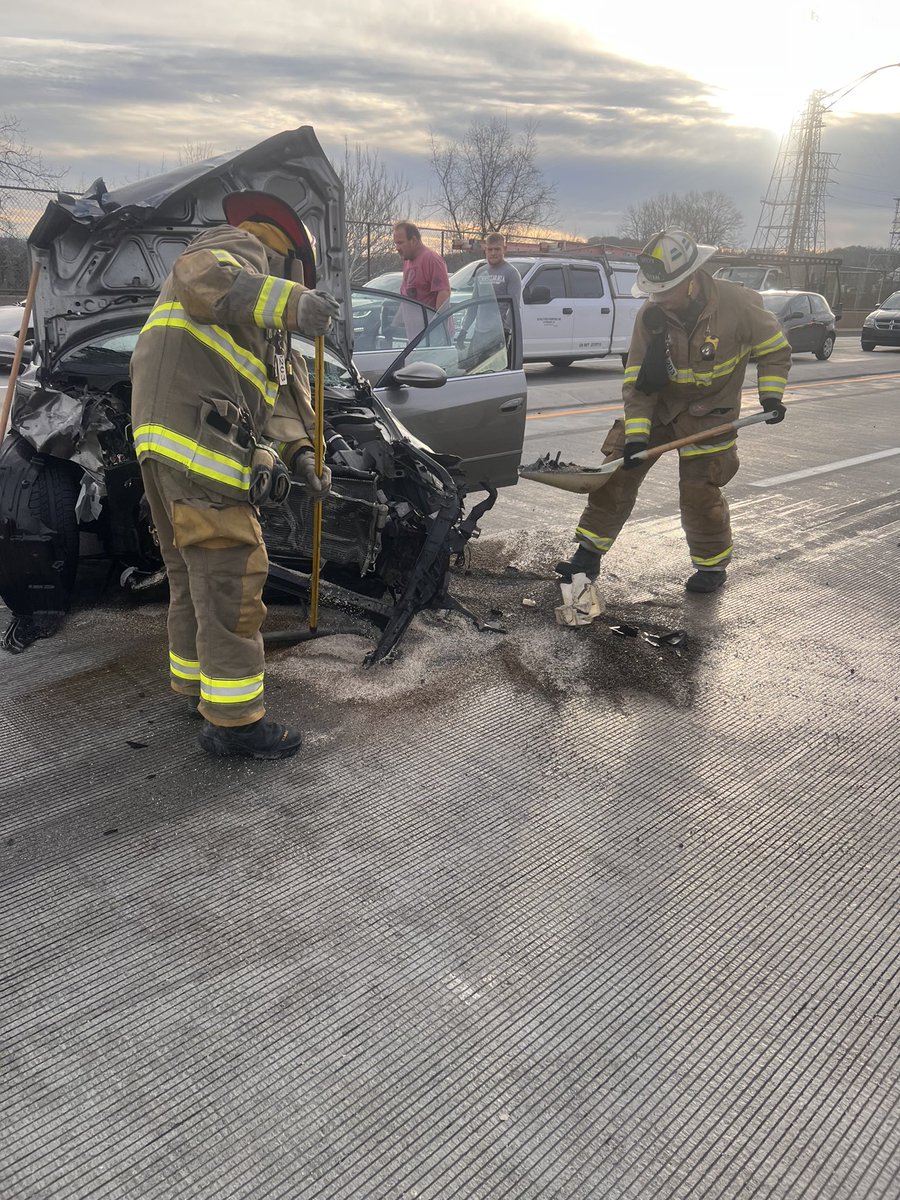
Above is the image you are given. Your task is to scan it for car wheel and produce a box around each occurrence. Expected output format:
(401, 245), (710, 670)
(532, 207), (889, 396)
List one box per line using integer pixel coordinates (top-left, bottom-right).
(0, 432), (80, 617)
(549, 358), (574, 368)
(815, 334), (834, 360)
(861, 340), (875, 352)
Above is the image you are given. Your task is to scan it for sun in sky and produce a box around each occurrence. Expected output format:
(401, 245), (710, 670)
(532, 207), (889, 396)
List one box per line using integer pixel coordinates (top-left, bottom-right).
(530, 0), (898, 139)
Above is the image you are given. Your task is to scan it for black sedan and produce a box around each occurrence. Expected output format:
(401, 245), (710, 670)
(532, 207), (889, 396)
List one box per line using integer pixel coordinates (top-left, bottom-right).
(760, 290), (838, 360)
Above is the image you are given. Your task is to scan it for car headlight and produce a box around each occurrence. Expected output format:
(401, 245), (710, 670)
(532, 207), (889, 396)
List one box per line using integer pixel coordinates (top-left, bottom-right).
(863, 316), (876, 327)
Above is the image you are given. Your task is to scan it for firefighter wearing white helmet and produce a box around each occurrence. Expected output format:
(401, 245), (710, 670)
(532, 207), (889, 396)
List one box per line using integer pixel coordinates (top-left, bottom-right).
(556, 228), (791, 592)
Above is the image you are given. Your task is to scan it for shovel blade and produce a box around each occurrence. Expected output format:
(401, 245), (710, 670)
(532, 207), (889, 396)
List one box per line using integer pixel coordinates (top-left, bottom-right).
(519, 464), (616, 494)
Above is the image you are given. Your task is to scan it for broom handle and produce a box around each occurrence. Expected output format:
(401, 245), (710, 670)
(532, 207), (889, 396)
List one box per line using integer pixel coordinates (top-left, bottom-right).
(309, 336), (326, 633)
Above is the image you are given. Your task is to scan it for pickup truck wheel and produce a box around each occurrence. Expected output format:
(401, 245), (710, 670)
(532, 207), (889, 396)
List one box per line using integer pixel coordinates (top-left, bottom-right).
(815, 334), (834, 360)
(549, 358), (574, 368)
(861, 340), (875, 351)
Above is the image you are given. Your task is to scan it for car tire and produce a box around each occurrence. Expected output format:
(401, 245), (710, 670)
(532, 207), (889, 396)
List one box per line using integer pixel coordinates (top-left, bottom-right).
(549, 358), (574, 369)
(815, 334), (834, 360)
(861, 340), (875, 352)
(0, 432), (81, 616)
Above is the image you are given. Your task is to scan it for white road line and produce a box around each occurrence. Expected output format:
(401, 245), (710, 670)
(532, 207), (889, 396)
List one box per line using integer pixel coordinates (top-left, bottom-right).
(749, 448), (900, 487)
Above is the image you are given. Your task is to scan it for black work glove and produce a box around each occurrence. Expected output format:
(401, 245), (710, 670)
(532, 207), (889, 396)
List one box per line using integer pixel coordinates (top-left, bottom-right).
(622, 439), (649, 470)
(761, 395), (786, 424)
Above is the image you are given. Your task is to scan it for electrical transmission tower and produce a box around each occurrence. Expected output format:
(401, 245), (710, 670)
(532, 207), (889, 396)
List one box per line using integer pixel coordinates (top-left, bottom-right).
(751, 91), (839, 253)
(752, 63), (899, 255)
(890, 199), (900, 252)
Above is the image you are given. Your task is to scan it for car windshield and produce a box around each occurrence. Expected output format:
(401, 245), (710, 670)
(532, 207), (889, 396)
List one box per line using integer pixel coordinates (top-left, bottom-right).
(448, 261), (483, 291)
(58, 327), (356, 388)
(716, 267), (770, 288)
(364, 272), (402, 292)
(880, 291), (900, 308)
(761, 294), (789, 314)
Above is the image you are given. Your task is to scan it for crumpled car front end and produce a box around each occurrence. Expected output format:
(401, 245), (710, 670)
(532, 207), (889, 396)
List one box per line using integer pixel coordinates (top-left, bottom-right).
(0, 126), (492, 658)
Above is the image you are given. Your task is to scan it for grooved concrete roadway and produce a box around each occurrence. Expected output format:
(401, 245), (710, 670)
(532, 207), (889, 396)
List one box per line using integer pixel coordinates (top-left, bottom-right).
(1, 344), (898, 1199)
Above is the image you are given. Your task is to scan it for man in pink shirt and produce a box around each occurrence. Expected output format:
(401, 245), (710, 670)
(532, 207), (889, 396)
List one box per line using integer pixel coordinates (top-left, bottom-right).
(393, 221), (451, 310)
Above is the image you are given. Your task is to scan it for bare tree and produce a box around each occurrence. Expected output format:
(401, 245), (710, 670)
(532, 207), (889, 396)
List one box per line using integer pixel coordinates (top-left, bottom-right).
(429, 118), (556, 238)
(1, 115), (59, 235)
(336, 140), (408, 282)
(619, 190), (743, 246)
(177, 140), (218, 165)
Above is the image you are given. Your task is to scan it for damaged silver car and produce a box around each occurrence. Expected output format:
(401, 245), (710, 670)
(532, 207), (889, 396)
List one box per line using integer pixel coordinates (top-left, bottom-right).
(0, 127), (528, 659)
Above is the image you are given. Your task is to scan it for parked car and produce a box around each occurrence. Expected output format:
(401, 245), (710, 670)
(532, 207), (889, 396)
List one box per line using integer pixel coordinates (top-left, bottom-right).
(758, 289), (838, 359)
(861, 291), (900, 351)
(363, 270), (403, 292)
(0, 305), (34, 372)
(0, 127), (527, 658)
(449, 256), (641, 368)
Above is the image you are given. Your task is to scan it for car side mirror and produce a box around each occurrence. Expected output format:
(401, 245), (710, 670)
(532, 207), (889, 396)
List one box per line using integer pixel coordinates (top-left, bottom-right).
(833, 306), (842, 321)
(523, 285), (552, 305)
(390, 361), (448, 389)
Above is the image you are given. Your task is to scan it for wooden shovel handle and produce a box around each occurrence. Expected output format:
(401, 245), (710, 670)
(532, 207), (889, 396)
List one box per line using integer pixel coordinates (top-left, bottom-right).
(631, 410), (774, 465)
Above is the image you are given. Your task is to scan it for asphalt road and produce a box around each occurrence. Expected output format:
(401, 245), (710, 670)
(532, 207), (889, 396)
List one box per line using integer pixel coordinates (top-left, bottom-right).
(482, 341), (900, 549)
(1, 340), (898, 1200)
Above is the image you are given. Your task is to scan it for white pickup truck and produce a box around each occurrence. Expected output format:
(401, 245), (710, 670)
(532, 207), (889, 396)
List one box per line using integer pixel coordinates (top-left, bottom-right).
(450, 255), (643, 368)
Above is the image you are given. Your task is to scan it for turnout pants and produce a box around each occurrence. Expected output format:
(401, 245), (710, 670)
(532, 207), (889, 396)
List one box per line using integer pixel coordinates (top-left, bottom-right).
(140, 459), (269, 727)
(576, 416), (739, 571)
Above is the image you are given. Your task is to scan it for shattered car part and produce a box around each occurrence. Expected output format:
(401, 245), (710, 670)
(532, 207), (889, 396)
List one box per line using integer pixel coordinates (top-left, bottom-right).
(640, 628), (688, 649)
(0, 127), (525, 659)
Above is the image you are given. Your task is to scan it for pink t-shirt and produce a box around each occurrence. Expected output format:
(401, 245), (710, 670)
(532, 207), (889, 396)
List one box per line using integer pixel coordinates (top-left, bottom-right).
(401, 246), (450, 310)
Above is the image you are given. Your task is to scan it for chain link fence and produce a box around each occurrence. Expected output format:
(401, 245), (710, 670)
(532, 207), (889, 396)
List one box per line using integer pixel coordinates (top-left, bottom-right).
(0, 185), (56, 302)
(0, 185), (613, 300)
(346, 221), (621, 285)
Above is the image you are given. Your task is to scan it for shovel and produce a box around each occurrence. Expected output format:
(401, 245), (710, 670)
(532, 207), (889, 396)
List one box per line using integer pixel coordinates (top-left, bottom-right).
(520, 409), (778, 494)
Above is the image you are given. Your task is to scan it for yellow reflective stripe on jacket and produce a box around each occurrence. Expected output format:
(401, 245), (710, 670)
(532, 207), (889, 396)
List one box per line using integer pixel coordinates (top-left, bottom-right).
(668, 350), (749, 387)
(200, 671), (265, 703)
(133, 422), (252, 491)
(142, 301), (278, 407)
(758, 375), (787, 396)
(753, 331), (790, 355)
(625, 417), (651, 437)
(576, 527), (614, 552)
(679, 438), (737, 458)
(624, 365), (640, 384)
(252, 276), (293, 329)
(169, 651), (200, 680)
(210, 250), (243, 268)
(691, 546), (733, 567)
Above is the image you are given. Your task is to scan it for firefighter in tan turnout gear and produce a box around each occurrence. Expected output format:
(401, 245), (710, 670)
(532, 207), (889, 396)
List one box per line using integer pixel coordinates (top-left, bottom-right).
(557, 229), (792, 592)
(130, 191), (340, 760)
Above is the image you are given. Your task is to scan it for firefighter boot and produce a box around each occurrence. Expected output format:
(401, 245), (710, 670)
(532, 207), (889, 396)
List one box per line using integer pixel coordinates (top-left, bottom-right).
(198, 716), (303, 760)
(685, 569), (727, 593)
(555, 544), (603, 582)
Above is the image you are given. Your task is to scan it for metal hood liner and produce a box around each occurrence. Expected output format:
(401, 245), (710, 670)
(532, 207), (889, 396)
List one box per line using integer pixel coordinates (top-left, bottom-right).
(28, 126), (351, 368)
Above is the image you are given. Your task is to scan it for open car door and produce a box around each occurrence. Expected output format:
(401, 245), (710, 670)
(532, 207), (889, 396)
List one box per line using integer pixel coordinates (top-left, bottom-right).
(371, 294), (527, 490)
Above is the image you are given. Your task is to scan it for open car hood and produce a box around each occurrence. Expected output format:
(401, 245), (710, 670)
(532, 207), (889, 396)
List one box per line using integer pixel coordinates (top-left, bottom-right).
(28, 126), (352, 369)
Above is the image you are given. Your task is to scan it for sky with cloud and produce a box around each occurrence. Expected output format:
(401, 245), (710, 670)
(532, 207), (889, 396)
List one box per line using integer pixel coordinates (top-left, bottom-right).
(1, 0), (897, 248)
